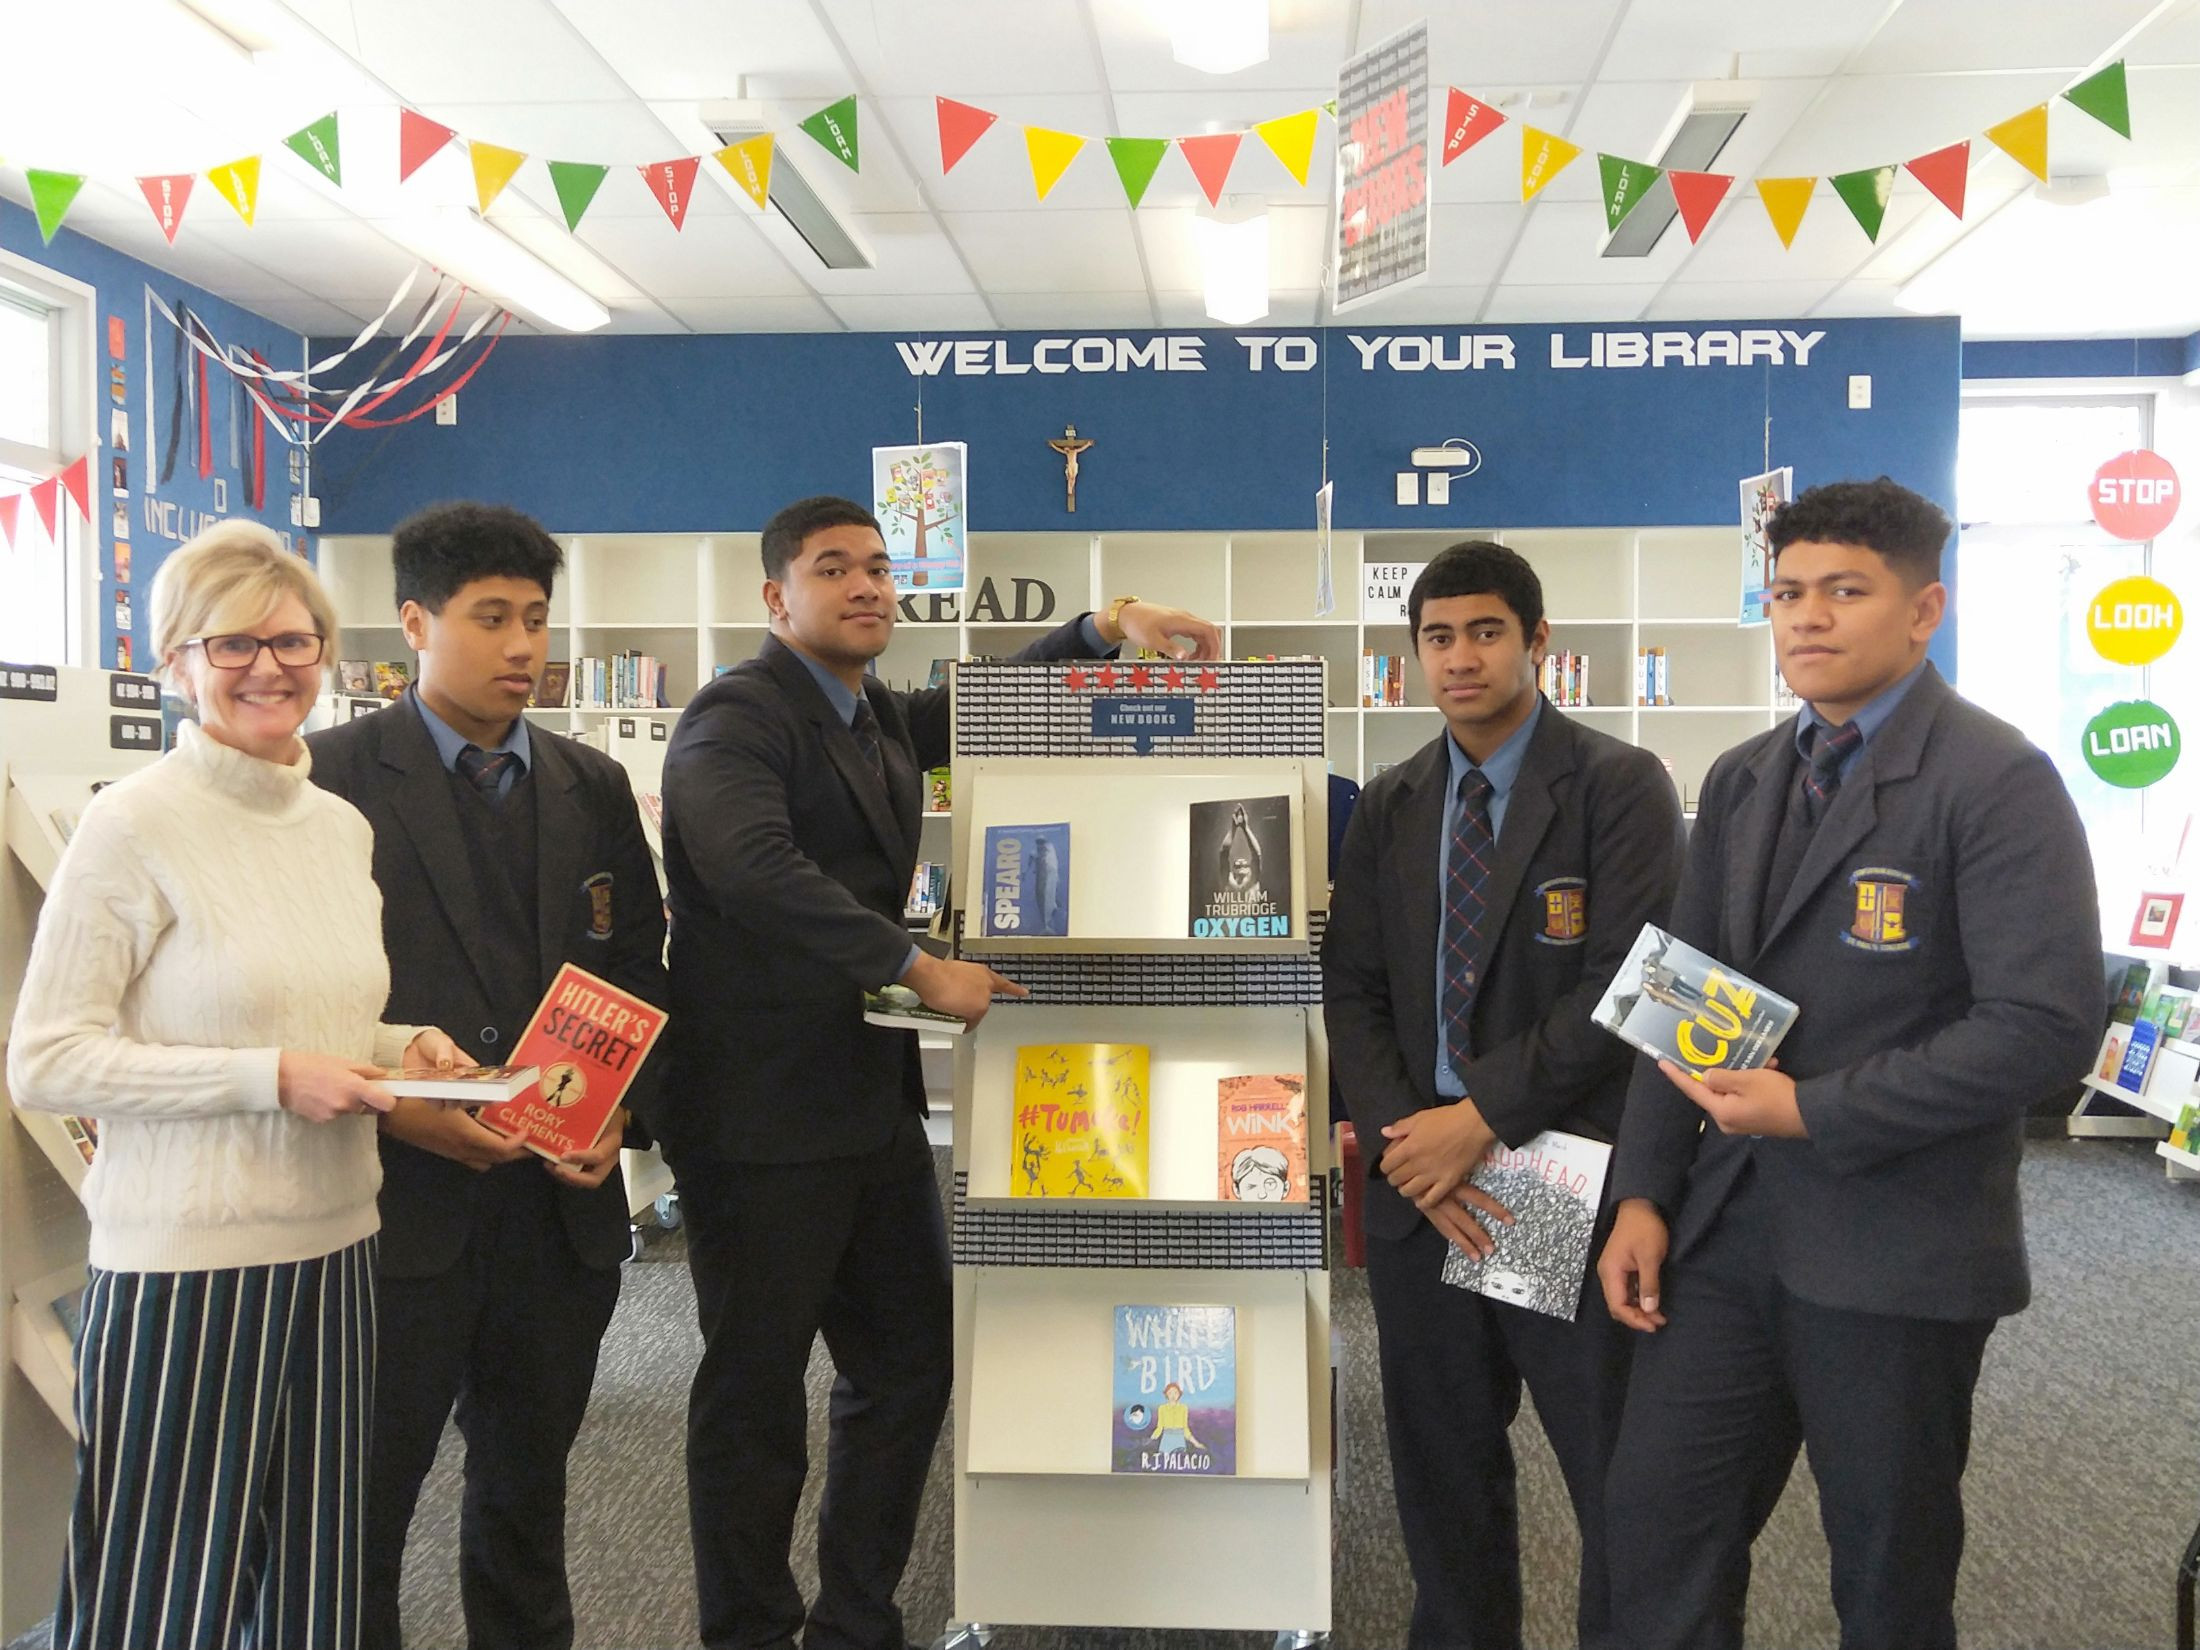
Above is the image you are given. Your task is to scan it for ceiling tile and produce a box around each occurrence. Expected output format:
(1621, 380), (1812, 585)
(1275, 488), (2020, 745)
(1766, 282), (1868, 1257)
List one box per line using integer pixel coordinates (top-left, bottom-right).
(819, 0), (1105, 95)
(823, 293), (998, 330)
(344, 0), (638, 103)
(551, 0), (842, 101)
(943, 209), (1148, 293)
(1499, 199), (1697, 286)
(1480, 283), (1663, 323)
(1848, 0), (2160, 74)
(1136, 205), (1332, 293)
(1153, 289), (1323, 327)
(1371, 0), (1631, 87)
(1640, 278), (1841, 320)
(572, 209), (813, 297)
(1600, 1), (1894, 80)
(987, 291), (1160, 329)
(1328, 283), (1491, 328)
(631, 294), (840, 332)
(1088, 1), (1354, 95)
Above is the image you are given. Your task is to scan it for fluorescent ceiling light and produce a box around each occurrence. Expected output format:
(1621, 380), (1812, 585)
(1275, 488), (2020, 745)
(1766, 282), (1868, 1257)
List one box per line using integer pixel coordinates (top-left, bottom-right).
(1172, 0), (1269, 76)
(397, 209), (610, 332)
(1196, 209), (1269, 326)
(706, 108), (873, 271)
(1601, 81), (1756, 259)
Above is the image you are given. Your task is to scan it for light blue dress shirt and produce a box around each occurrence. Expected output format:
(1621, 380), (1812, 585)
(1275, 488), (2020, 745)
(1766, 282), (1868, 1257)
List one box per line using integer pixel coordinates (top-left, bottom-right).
(411, 688), (531, 800)
(1793, 658), (1928, 781)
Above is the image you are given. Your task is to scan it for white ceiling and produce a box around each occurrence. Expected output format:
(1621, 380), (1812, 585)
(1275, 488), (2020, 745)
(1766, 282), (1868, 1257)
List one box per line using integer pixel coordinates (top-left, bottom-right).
(4, 0), (2199, 339)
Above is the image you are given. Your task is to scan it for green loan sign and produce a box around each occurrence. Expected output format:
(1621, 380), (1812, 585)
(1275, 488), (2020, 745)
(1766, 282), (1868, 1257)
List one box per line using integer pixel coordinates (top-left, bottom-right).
(2083, 699), (2180, 788)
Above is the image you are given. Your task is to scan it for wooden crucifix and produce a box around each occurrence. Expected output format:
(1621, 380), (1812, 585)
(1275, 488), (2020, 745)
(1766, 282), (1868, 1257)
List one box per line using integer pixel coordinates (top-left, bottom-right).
(1047, 423), (1094, 512)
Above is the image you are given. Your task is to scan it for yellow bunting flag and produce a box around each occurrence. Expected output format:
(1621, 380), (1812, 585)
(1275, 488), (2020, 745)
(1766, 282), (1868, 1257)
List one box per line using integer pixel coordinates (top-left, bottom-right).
(1254, 109), (1320, 186)
(206, 155), (261, 225)
(1985, 104), (2050, 182)
(1757, 176), (1815, 248)
(471, 142), (528, 214)
(1520, 126), (1580, 201)
(715, 134), (775, 209)
(1024, 127), (1085, 201)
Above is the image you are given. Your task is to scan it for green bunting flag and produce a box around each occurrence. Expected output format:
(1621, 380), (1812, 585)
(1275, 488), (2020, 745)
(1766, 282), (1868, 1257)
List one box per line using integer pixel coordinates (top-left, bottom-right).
(2063, 60), (2131, 139)
(284, 113), (343, 185)
(547, 161), (609, 230)
(1598, 154), (1662, 232)
(800, 96), (860, 172)
(26, 170), (86, 244)
(1830, 164), (1896, 241)
(1105, 137), (1169, 208)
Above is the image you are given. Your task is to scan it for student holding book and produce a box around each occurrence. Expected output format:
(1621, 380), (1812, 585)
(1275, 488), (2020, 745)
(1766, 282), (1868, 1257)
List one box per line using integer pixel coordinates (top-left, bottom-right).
(1322, 542), (1685, 1650)
(308, 503), (666, 1650)
(1596, 478), (2105, 1650)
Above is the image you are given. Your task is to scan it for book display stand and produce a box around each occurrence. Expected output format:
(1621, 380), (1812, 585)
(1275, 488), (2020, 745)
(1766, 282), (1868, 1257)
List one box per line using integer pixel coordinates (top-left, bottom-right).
(0, 665), (166, 1639)
(944, 661), (1333, 1637)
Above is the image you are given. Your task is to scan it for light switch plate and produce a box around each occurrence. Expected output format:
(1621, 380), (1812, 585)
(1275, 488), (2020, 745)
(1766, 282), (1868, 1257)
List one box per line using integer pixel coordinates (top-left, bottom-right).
(1396, 471), (1420, 506)
(1427, 471), (1452, 504)
(1848, 374), (1872, 409)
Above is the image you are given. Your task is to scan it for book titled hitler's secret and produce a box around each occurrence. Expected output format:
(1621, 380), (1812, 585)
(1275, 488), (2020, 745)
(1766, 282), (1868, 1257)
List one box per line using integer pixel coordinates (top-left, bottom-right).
(1111, 1304), (1237, 1476)
(980, 823), (1071, 937)
(479, 964), (666, 1161)
(1438, 1130), (1613, 1321)
(1188, 794), (1293, 940)
(1591, 924), (1798, 1076)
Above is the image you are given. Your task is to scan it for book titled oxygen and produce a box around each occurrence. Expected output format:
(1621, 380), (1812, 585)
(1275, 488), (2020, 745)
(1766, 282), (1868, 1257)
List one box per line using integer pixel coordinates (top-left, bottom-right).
(1437, 1130), (1613, 1321)
(1110, 1304), (1236, 1476)
(480, 964), (666, 1161)
(1216, 1072), (1309, 1203)
(980, 823), (1071, 937)
(1591, 924), (1798, 1075)
(1188, 794), (1293, 940)
(1010, 1043), (1148, 1198)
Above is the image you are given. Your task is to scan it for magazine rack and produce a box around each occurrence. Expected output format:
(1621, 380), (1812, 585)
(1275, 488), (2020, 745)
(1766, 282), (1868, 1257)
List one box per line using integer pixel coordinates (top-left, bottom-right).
(946, 661), (1332, 1635)
(0, 665), (166, 1639)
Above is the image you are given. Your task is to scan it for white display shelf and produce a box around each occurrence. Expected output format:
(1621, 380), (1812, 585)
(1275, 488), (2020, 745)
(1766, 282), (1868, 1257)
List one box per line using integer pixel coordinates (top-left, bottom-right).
(2158, 1140), (2200, 1174)
(2079, 1073), (2184, 1125)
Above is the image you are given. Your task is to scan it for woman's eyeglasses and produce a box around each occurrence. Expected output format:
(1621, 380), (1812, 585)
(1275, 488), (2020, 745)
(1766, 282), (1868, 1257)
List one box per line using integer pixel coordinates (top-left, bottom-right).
(186, 632), (326, 669)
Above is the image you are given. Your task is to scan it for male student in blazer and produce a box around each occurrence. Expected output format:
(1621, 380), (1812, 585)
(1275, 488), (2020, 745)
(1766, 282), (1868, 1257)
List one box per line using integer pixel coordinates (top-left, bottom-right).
(656, 495), (1222, 1650)
(309, 503), (666, 1650)
(1322, 542), (1684, 1650)
(1595, 479), (2104, 1650)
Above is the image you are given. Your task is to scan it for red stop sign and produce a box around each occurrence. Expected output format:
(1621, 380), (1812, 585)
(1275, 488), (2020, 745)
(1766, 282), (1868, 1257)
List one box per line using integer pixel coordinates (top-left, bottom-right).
(2091, 449), (2180, 540)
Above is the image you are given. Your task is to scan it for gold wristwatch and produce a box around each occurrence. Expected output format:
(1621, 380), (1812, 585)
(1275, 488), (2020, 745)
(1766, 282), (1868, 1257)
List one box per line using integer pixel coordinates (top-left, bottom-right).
(1103, 594), (1140, 642)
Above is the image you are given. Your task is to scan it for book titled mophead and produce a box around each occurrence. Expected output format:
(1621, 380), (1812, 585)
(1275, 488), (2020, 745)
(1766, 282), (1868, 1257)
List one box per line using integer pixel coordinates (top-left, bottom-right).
(980, 822), (1071, 937)
(1188, 794), (1293, 940)
(1438, 1130), (1613, 1321)
(1591, 923), (1798, 1075)
(480, 964), (666, 1161)
(1111, 1304), (1236, 1476)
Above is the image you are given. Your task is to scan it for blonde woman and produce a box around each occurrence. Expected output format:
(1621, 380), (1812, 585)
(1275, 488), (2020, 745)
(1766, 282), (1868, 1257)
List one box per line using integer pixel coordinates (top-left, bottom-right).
(7, 521), (463, 1650)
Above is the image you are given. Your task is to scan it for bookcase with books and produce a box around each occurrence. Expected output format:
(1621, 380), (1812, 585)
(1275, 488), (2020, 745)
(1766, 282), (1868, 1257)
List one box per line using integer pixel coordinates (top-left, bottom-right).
(2078, 960), (2200, 1180)
(939, 660), (1332, 1634)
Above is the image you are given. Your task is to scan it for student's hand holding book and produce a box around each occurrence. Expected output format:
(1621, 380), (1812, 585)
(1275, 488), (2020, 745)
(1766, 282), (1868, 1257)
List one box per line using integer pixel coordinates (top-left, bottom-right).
(1657, 1058), (1807, 1138)
(381, 1098), (535, 1170)
(1379, 1099), (1517, 1259)
(546, 1108), (626, 1190)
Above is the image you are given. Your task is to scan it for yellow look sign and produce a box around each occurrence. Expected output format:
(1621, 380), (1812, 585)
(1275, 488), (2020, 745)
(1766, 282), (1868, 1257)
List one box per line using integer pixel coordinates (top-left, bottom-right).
(2088, 575), (2183, 666)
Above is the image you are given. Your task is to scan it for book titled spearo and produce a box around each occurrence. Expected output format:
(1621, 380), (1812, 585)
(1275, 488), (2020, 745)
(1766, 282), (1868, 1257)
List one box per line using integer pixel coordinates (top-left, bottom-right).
(479, 964), (666, 1161)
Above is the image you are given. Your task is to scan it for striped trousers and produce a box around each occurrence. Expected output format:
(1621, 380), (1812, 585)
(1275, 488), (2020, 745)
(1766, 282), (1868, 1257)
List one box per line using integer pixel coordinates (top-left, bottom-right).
(56, 1238), (377, 1650)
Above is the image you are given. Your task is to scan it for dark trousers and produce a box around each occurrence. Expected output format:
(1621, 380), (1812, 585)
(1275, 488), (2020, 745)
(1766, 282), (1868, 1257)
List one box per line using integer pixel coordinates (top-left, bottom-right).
(363, 1169), (621, 1650)
(1604, 1168), (1995, 1650)
(1364, 1216), (1632, 1650)
(677, 1113), (953, 1650)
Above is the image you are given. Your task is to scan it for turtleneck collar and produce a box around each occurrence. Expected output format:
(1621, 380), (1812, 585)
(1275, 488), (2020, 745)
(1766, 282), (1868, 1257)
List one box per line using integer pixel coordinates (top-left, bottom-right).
(173, 719), (315, 815)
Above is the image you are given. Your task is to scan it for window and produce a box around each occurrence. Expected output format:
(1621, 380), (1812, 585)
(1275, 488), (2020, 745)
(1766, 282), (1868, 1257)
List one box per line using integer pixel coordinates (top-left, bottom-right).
(0, 293), (55, 451)
(0, 256), (90, 668)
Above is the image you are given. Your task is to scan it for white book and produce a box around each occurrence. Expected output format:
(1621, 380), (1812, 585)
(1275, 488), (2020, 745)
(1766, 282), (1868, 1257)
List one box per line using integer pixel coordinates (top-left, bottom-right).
(382, 1064), (540, 1104)
(1438, 1130), (1613, 1320)
(863, 986), (968, 1036)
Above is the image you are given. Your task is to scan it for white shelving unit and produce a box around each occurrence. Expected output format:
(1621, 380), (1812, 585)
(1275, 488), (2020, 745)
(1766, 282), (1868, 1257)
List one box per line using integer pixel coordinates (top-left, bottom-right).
(2073, 1022), (2199, 1177)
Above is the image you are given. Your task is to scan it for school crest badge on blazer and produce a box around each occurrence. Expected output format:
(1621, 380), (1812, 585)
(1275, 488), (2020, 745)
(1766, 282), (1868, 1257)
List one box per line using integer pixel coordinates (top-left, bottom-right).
(584, 871), (615, 939)
(1844, 867), (1918, 952)
(1533, 877), (1589, 945)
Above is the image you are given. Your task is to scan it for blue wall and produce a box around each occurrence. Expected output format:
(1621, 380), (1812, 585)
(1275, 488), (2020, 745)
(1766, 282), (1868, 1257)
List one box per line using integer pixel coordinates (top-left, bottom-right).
(1961, 335), (2195, 380)
(0, 201), (304, 673)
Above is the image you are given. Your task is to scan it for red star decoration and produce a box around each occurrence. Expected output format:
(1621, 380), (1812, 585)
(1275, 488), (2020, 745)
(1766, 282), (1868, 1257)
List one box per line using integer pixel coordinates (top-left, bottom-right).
(1197, 667), (1220, 692)
(1064, 668), (1087, 692)
(1129, 665), (1153, 690)
(1096, 664), (1118, 690)
(1163, 665), (1186, 691)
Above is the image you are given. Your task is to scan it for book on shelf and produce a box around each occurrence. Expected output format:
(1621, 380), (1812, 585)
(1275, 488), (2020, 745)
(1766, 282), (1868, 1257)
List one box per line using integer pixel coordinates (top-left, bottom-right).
(534, 660), (572, 708)
(573, 652), (670, 710)
(1592, 924), (1798, 1074)
(1538, 651), (1593, 708)
(2171, 1102), (2199, 1154)
(479, 964), (666, 1161)
(2139, 985), (2193, 1043)
(904, 860), (947, 921)
(382, 1064), (540, 1104)
(372, 661), (411, 701)
(926, 766), (951, 813)
(1111, 1304), (1236, 1476)
(926, 658), (953, 689)
(2115, 1019), (2161, 1095)
(2110, 961), (2164, 1023)
(48, 804), (82, 844)
(1437, 1130), (1612, 1320)
(1188, 794), (1293, 940)
(1011, 1043), (1148, 1198)
(636, 791), (664, 835)
(2098, 1028), (2125, 1079)
(980, 823), (1070, 937)
(59, 1114), (97, 1167)
(336, 658), (372, 695)
(1360, 650), (1408, 707)
(1216, 1072), (1310, 1203)
(1634, 646), (1672, 706)
(862, 984), (965, 1035)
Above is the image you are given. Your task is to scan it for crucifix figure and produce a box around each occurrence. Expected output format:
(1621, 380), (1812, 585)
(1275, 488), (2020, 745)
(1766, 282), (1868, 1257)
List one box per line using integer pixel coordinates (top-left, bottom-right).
(1048, 423), (1094, 512)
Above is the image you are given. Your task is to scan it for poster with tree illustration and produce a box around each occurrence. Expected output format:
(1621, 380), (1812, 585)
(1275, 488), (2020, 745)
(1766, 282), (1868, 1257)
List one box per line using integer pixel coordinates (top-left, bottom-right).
(872, 441), (968, 593)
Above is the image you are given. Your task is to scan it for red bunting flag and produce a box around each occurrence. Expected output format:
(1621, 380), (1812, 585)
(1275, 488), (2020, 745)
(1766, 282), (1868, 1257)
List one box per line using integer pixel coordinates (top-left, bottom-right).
(29, 477), (59, 540)
(937, 97), (998, 174)
(57, 457), (90, 522)
(1667, 170), (1734, 242)
(1905, 140), (1970, 220)
(1178, 131), (1244, 207)
(399, 110), (458, 183)
(1441, 88), (1506, 165)
(641, 156), (702, 229)
(0, 493), (18, 548)
(138, 173), (195, 243)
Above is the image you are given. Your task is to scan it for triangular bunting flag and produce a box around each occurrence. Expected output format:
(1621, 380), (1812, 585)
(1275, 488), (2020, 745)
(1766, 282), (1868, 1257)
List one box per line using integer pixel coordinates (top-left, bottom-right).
(138, 174), (194, 243)
(1905, 141), (1969, 219)
(207, 156), (261, 225)
(1254, 110), (1319, 186)
(1441, 88), (1505, 165)
(1105, 136), (1169, 208)
(1024, 127), (1085, 201)
(1667, 170), (1733, 242)
(399, 110), (457, 183)
(471, 142), (527, 214)
(1758, 176), (1815, 248)
(1598, 153), (1663, 232)
(937, 98), (998, 174)
(29, 477), (58, 540)
(0, 494), (19, 549)
(548, 162), (610, 231)
(57, 457), (89, 523)
(26, 170), (85, 244)
(1179, 131), (1244, 208)
(800, 96), (860, 172)
(1520, 127), (1580, 201)
(715, 134), (774, 209)
(2063, 60), (2130, 139)
(1831, 165), (1896, 241)
(1985, 104), (2050, 182)
(284, 112), (342, 185)
(641, 156), (702, 229)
